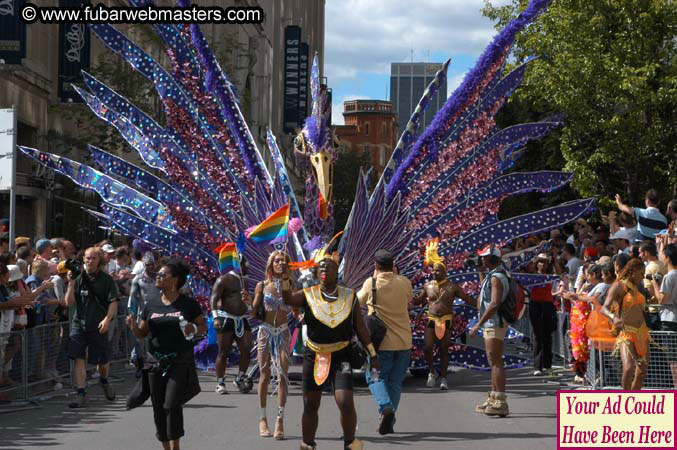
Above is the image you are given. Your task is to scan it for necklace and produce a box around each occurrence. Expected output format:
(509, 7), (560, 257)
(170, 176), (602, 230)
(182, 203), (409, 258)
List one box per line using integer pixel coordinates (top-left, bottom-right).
(321, 285), (338, 298)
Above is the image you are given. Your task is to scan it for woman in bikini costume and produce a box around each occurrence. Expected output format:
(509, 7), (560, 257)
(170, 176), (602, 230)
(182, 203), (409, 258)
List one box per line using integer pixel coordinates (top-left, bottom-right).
(601, 258), (650, 390)
(252, 250), (293, 440)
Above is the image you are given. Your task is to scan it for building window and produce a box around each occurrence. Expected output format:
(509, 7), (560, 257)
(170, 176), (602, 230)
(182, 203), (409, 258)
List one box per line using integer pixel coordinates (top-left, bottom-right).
(364, 122), (369, 136)
(382, 122), (387, 137)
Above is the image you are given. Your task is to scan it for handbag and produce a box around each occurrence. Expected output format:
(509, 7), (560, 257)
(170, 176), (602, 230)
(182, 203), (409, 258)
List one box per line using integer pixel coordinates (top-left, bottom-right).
(365, 277), (387, 350)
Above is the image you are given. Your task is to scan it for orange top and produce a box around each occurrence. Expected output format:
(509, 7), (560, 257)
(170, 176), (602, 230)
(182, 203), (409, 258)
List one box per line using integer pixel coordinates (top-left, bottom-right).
(616, 284), (649, 358)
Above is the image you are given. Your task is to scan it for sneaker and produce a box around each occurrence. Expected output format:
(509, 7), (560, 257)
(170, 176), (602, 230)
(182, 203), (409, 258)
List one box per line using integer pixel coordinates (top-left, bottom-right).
(234, 375), (253, 393)
(426, 373), (437, 388)
(101, 382), (116, 401)
(440, 378), (448, 390)
(68, 394), (87, 409)
(485, 394), (509, 417)
(215, 382), (228, 395)
(533, 370), (543, 376)
(475, 392), (494, 413)
(378, 406), (395, 435)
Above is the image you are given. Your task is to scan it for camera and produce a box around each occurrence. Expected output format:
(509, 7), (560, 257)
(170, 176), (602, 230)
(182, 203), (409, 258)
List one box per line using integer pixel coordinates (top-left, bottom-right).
(463, 256), (482, 268)
(646, 273), (663, 283)
(64, 258), (83, 278)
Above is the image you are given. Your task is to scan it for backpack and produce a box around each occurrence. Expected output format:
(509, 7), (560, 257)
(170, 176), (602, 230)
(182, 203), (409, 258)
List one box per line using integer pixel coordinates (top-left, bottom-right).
(495, 270), (527, 325)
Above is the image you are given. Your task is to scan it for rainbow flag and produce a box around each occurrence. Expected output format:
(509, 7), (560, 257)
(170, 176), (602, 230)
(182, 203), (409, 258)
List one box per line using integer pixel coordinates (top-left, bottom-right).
(213, 242), (240, 274)
(246, 204), (290, 244)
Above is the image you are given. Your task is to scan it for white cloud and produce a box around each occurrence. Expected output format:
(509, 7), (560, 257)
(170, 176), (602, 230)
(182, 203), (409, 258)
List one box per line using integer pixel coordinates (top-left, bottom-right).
(331, 94), (371, 126)
(325, 0), (508, 85)
(447, 71), (467, 98)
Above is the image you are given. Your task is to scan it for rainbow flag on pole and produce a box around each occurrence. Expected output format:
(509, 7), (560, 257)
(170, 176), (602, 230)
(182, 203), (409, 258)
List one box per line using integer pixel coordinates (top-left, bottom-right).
(213, 242), (240, 274)
(246, 204), (290, 244)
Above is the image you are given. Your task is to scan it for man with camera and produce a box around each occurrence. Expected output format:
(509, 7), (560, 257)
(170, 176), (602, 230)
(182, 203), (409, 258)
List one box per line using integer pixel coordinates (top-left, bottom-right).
(65, 247), (120, 408)
(357, 249), (413, 435)
(652, 240), (677, 332)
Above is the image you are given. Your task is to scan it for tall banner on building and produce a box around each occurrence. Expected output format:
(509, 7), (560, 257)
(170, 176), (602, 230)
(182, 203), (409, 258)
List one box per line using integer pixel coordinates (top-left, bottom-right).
(283, 26), (301, 133)
(0, 0), (27, 65)
(297, 43), (309, 128)
(58, 0), (91, 102)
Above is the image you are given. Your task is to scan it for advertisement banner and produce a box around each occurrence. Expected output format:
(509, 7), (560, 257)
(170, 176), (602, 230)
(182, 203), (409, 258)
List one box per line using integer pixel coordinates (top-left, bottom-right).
(58, 0), (91, 102)
(283, 26), (301, 133)
(0, 0), (27, 65)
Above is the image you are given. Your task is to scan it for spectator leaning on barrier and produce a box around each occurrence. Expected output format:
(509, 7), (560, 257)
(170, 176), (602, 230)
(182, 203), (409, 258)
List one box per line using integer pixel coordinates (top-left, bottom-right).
(652, 241), (677, 332)
(0, 264), (34, 386)
(65, 246), (120, 408)
(615, 190), (668, 241)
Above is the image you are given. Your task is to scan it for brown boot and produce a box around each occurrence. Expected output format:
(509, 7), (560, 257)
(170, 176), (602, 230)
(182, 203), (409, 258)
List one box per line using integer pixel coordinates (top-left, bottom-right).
(475, 392), (494, 413)
(274, 415), (284, 440)
(259, 418), (272, 437)
(485, 392), (509, 417)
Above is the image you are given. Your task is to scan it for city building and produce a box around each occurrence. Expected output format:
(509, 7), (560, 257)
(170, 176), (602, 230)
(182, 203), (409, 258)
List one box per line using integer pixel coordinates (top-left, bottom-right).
(333, 99), (398, 177)
(389, 62), (447, 137)
(0, 0), (324, 245)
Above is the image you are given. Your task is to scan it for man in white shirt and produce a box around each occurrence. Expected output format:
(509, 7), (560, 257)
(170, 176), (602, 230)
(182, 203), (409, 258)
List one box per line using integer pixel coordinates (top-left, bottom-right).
(616, 189), (668, 240)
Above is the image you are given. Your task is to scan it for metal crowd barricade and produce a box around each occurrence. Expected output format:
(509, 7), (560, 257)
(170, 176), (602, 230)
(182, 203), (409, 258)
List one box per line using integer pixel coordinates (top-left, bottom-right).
(588, 330), (677, 389)
(0, 313), (130, 404)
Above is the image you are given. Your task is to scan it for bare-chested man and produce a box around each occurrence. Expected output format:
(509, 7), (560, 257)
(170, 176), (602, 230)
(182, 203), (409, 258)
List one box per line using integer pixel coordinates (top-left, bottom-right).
(211, 258), (253, 394)
(413, 262), (474, 390)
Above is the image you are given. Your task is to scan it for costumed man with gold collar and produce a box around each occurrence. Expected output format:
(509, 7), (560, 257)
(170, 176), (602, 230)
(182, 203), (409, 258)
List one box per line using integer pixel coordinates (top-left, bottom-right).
(281, 249), (379, 450)
(413, 240), (475, 390)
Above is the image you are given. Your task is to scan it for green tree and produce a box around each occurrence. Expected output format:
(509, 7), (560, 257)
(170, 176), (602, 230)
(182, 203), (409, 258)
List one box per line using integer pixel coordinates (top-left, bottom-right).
(332, 146), (372, 231)
(483, 0), (677, 209)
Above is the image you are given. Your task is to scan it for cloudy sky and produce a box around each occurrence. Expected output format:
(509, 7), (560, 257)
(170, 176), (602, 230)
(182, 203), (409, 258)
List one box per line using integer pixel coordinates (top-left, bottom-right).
(325, 0), (510, 124)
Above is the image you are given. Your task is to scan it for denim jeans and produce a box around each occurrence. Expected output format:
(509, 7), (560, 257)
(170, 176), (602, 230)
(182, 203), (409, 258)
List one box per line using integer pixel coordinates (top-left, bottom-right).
(365, 349), (410, 415)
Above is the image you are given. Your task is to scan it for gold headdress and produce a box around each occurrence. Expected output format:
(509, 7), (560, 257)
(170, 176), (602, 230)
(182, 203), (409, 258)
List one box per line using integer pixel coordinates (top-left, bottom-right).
(424, 238), (446, 270)
(313, 231), (344, 265)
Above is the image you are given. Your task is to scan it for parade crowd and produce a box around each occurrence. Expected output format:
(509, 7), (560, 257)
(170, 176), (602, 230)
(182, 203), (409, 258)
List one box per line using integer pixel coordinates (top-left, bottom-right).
(1, 191), (677, 450)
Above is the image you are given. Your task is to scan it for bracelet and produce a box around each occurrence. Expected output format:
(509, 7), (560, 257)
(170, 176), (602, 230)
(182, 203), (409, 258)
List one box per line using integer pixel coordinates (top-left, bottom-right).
(366, 343), (377, 358)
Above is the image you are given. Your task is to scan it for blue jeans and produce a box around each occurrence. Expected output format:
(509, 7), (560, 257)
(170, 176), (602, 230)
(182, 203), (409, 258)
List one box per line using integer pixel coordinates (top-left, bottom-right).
(365, 349), (410, 415)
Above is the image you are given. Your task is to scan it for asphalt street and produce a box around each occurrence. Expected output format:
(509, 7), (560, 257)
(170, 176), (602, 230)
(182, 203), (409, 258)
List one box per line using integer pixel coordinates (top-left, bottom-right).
(1, 364), (560, 450)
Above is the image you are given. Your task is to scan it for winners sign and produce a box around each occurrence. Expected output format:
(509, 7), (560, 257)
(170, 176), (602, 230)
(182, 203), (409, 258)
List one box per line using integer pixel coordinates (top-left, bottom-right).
(283, 26), (301, 133)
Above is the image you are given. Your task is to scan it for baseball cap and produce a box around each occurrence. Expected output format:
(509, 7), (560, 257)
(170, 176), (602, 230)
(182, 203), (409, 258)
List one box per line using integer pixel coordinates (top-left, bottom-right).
(36, 238), (52, 253)
(478, 243), (501, 257)
(101, 244), (115, 253)
(374, 249), (394, 266)
(7, 264), (23, 282)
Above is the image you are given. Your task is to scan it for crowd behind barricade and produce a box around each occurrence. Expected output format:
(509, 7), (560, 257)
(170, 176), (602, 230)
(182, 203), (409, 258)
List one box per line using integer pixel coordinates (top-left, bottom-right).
(0, 228), (153, 401)
(0, 190), (676, 448)
(500, 191), (677, 388)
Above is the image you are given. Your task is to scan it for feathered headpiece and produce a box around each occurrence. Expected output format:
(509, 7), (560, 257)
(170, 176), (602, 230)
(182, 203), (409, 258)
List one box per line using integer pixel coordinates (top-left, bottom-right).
(424, 238), (446, 269)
